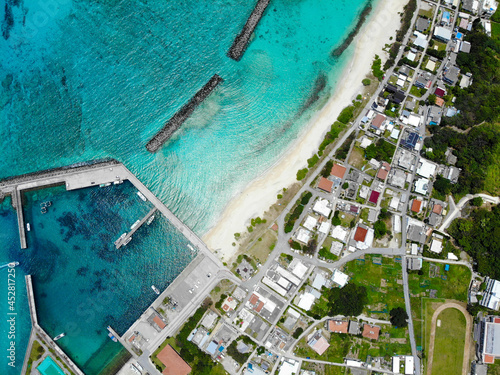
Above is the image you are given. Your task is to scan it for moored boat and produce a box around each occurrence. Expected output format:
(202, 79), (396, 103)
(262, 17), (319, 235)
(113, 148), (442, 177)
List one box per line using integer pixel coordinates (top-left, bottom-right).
(151, 285), (160, 295)
(53, 333), (66, 341)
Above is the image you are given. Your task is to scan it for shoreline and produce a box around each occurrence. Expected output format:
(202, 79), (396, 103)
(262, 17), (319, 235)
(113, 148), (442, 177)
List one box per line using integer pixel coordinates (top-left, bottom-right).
(202, 0), (406, 260)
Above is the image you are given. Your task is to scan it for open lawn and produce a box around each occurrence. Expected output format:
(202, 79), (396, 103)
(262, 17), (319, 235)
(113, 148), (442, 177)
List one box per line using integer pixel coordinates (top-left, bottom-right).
(431, 308), (466, 375)
(348, 146), (367, 170)
(484, 138), (500, 195)
(247, 229), (277, 264)
(407, 262), (471, 301)
(410, 85), (425, 97)
(491, 22), (500, 41)
(342, 254), (404, 319)
(302, 362), (345, 375)
(489, 359), (500, 375)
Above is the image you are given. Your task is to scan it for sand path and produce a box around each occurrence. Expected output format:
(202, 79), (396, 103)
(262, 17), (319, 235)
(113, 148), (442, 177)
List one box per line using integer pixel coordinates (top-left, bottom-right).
(426, 302), (473, 375)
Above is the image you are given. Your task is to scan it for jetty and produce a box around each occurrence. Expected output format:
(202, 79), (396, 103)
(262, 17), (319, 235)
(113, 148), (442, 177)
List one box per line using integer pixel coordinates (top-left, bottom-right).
(146, 74), (224, 153)
(21, 275), (85, 375)
(227, 0), (271, 61)
(115, 207), (157, 249)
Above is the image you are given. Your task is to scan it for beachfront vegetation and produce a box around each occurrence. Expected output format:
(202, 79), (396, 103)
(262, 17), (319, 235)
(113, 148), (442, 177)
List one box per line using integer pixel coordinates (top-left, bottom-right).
(296, 168), (308, 181)
(371, 55), (384, 80)
(397, 0), (417, 42)
(448, 205), (500, 279)
(284, 192), (311, 233)
(335, 132), (356, 161)
(362, 78), (371, 86)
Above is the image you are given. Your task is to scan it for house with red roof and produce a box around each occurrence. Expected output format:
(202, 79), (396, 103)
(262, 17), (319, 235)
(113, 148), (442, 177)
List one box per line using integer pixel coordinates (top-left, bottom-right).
(411, 199), (422, 213)
(377, 162), (391, 181)
(362, 324), (380, 340)
(354, 226), (368, 242)
(370, 114), (386, 131)
(317, 177), (334, 193)
(328, 320), (349, 334)
(157, 345), (192, 375)
(331, 164), (347, 179)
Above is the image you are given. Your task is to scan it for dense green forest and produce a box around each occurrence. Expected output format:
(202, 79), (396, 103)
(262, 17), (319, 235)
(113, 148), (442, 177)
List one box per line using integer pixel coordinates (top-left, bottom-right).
(442, 20), (500, 129)
(448, 205), (500, 278)
(424, 123), (500, 196)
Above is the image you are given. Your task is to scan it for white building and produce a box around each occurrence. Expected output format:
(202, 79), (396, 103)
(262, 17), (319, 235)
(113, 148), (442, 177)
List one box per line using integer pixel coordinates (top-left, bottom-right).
(296, 227), (312, 244)
(297, 292), (316, 311)
(331, 269), (349, 288)
(278, 358), (300, 375)
(480, 278), (500, 310)
(313, 198), (332, 217)
(416, 159), (437, 178)
(430, 239), (443, 253)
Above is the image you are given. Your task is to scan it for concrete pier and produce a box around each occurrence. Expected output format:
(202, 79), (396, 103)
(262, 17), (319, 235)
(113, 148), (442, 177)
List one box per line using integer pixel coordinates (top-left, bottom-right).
(115, 207), (157, 249)
(23, 275), (85, 375)
(146, 74), (224, 153)
(227, 0), (271, 61)
(12, 188), (27, 249)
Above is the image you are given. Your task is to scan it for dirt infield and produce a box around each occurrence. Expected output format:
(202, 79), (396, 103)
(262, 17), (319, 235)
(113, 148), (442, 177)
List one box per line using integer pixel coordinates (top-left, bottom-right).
(426, 302), (473, 375)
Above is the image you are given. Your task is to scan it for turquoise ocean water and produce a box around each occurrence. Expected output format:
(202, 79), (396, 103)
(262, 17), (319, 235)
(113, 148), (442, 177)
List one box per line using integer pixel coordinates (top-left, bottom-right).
(0, 0), (372, 373)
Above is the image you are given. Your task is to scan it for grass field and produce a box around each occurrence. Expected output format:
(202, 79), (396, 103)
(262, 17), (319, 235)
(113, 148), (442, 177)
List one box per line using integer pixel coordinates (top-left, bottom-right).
(246, 229), (277, 264)
(489, 359), (500, 375)
(301, 362), (345, 375)
(431, 308), (466, 375)
(408, 262), (471, 301)
(492, 22), (500, 42)
(295, 332), (353, 362)
(342, 254), (405, 319)
(484, 133), (500, 195)
(348, 145), (367, 170)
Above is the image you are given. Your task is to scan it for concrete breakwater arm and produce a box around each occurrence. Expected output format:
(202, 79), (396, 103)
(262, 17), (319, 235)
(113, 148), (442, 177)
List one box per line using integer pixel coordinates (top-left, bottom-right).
(146, 74), (224, 153)
(227, 0), (271, 61)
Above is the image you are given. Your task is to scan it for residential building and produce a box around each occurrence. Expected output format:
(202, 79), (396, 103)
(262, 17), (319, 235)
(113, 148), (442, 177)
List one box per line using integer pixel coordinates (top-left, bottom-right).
(328, 320), (349, 334)
(157, 345), (192, 375)
(308, 331), (330, 355)
(331, 164), (347, 179)
(434, 26), (452, 42)
(427, 105), (443, 125)
(318, 177), (333, 193)
(331, 269), (349, 288)
(370, 114), (386, 131)
(362, 324), (380, 340)
(407, 258), (423, 271)
(443, 66), (460, 85)
(416, 17), (430, 32)
(411, 199), (422, 213)
(377, 162), (391, 181)
(416, 159), (437, 178)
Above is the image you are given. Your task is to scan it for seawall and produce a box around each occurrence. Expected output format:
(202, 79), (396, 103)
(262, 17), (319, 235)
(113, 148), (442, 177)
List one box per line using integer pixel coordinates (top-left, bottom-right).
(146, 74), (224, 153)
(227, 0), (271, 61)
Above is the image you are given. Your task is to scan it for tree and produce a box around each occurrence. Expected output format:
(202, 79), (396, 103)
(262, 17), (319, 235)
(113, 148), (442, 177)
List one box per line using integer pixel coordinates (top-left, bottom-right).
(373, 220), (387, 239)
(362, 78), (371, 86)
(342, 182), (349, 189)
(292, 327), (304, 339)
(328, 283), (368, 316)
(471, 197), (483, 206)
(331, 216), (341, 226)
(427, 94), (437, 105)
(390, 307), (409, 328)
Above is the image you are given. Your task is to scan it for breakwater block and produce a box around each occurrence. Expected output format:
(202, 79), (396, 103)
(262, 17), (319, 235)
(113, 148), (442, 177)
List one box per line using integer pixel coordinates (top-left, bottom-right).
(228, 0), (271, 61)
(146, 74), (224, 153)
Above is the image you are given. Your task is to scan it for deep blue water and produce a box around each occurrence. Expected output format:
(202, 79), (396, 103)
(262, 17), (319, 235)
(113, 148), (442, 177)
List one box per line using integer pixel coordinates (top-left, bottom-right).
(0, 0), (373, 373)
(1, 182), (196, 374)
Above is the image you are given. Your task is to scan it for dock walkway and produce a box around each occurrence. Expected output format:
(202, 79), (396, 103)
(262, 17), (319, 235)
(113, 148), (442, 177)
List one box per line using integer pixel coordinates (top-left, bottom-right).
(228, 0), (271, 61)
(115, 207), (157, 249)
(12, 188), (27, 249)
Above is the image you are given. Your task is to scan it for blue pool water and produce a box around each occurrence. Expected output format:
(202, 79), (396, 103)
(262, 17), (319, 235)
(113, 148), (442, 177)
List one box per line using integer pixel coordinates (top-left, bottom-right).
(0, 0), (374, 373)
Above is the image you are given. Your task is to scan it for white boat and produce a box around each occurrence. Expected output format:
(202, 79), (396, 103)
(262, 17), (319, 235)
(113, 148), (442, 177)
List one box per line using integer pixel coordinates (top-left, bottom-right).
(187, 244), (195, 252)
(26, 223), (30, 231)
(108, 332), (118, 342)
(151, 285), (160, 295)
(114, 233), (127, 246)
(136, 191), (147, 202)
(123, 237), (132, 246)
(130, 220), (140, 230)
(7, 262), (19, 268)
(147, 215), (155, 225)
(53, 333), (66, 341)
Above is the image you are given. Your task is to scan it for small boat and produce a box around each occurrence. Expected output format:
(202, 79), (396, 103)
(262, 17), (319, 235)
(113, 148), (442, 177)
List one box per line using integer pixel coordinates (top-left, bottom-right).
(187, 244), (195, 252)
(53, 333), (66, 341)
(147, 215), (155, 225)
(123, 237), (132, 246)
(130, 220), (140, 230)
(151, 285), (160, 295)
(7, 262), (19, 268)
(114, 233), (127, 246)
(46, 201), (52, 207)
(41, 207), (47, 214)
(136, 191), (147, 202)
(26, 223), (30, 231)
(108, 332), (118, 342)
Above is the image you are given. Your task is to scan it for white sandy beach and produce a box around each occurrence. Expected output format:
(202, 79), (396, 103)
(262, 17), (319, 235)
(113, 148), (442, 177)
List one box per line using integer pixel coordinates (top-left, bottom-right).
(202, 0), (406, 260)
